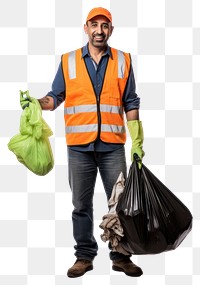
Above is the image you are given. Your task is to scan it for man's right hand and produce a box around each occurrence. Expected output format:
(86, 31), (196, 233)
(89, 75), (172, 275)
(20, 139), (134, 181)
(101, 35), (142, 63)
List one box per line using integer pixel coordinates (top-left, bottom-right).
(20, 90), (32, 109)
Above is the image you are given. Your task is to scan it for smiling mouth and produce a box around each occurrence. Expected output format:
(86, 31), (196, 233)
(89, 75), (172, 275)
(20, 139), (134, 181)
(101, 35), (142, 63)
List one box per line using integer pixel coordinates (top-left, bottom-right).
(94, 35), (105, 41)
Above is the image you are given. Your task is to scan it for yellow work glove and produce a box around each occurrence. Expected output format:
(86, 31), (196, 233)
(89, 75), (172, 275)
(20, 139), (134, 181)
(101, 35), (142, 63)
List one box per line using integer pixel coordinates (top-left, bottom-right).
(127, 120), (145, 169)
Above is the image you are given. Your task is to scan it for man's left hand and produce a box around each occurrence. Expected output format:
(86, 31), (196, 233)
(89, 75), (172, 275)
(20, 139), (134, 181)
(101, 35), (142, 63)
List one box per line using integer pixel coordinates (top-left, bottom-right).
(127, 120), (145, 169)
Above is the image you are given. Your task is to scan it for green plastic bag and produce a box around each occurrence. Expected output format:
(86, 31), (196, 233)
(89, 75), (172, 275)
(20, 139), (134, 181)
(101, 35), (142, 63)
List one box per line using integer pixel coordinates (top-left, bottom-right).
(8, 91), (54, 176)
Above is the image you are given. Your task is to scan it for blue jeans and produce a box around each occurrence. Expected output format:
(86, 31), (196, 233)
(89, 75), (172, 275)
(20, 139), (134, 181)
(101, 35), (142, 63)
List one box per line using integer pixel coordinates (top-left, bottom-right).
(67, 146), (129, 261)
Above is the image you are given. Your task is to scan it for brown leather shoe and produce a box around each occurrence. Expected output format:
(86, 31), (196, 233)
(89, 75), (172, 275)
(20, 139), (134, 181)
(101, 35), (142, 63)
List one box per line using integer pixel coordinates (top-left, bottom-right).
(67, 259), (93, 278)
(112, 258), (143, 277)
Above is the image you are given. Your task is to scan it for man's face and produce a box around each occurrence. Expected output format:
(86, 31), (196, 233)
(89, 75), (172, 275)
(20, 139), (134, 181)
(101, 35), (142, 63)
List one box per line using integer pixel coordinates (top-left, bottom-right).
(84, 15), (114, 48)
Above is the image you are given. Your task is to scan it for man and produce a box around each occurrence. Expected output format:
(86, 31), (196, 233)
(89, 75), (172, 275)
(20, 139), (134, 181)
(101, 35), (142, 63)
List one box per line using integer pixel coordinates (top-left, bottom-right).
(21, 7), (144, 278)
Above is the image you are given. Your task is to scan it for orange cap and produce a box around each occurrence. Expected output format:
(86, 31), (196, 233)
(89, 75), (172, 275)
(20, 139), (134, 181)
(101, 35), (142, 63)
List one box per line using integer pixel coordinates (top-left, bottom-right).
(86, 7), (112, 23)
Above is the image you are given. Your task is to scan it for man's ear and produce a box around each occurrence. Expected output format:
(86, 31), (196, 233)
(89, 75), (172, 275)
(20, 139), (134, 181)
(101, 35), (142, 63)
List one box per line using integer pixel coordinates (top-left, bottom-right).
(84, 24), (88, 34)
(109, 26), (114, 37)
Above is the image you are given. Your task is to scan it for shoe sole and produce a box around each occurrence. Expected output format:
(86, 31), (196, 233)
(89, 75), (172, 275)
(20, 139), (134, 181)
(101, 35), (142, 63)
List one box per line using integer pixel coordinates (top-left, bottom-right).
(67, 265), (93, 278)
(112, 265), (143, 277)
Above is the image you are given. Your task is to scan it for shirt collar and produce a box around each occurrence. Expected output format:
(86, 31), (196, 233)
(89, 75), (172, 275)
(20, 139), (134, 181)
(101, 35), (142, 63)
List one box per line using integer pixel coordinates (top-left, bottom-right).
(81, 43), (113, 59)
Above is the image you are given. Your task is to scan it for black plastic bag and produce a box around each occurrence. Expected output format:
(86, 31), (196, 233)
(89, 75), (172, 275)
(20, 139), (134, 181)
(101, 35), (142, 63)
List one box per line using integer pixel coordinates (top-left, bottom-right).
(116, 159), (193, 254)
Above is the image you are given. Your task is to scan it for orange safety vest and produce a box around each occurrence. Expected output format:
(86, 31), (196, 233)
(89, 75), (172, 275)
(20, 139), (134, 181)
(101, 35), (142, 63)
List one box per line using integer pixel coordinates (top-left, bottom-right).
(62, 47), (131, 146)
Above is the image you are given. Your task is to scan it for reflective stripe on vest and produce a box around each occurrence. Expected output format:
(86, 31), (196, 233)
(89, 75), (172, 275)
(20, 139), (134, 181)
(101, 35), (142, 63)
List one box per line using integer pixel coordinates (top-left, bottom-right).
(68, 50), (76, 79)
(65, 124), (126, 134)
(66, 124), (98, 133)
(117, 50), (125, 78)
(64, 104), (123, 115)
(101, 124), (126, 133)
(65, 124), (125, 134)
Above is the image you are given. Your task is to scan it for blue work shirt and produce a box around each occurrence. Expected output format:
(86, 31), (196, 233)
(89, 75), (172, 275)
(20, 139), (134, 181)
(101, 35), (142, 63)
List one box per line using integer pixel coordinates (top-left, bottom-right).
(47, 44), (140, 152)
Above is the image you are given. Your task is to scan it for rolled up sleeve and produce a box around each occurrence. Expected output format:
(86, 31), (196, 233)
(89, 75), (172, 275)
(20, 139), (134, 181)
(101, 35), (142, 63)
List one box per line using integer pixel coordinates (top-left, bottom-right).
(122, 63), (140, 113)
(47, 62), (65, 110)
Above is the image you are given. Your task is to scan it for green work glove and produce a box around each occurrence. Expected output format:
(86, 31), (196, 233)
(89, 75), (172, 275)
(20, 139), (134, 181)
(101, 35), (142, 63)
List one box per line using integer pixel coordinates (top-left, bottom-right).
(127, 120), (145, 169)
(20, 90), (32, 109)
